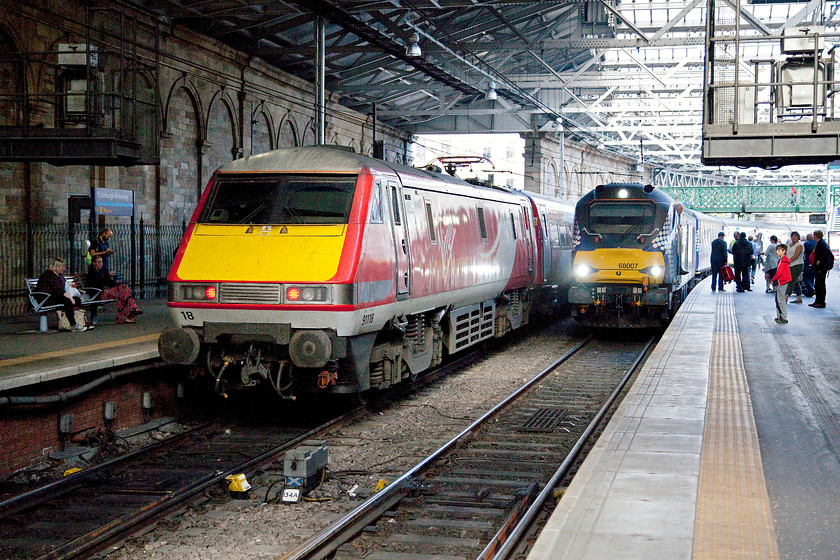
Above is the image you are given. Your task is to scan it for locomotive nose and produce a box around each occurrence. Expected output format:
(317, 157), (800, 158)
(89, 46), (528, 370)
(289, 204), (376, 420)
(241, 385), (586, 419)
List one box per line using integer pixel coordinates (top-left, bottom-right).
(289, 330), (332, 368)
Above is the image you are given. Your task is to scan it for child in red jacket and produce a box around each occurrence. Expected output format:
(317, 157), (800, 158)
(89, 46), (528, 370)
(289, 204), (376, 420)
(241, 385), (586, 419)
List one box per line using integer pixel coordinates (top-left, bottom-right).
(771, 243), (791, 324)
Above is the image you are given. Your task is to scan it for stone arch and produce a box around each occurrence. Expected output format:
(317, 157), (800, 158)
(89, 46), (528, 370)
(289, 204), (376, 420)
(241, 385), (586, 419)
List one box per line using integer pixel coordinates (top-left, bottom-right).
(330, 132), (341, 145)
(251, 103), (274, 155)
(204, 89), (240, 152)
(163, 77), (203, 141)
(301, 119), (315, 146)
(131, 69), (159, 164)
(0, 26), (24, 126)
(547, 159), (559, 198)
(277, 114), (298, 148)
(161, 82), (202, 223)
(347, 138), (358, 154)
(203, 88), (240, 184)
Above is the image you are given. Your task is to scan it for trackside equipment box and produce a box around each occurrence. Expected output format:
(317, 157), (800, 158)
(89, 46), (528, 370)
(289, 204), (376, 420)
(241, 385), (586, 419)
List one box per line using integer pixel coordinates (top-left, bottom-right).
(284, 440), (328, 490)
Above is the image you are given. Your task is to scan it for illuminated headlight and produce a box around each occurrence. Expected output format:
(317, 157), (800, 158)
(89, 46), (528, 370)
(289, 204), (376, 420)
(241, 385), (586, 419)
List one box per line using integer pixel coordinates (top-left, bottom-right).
(640, 266), (663, 277)
(575, 264), (596, 279)
(170, 282), (219, 302)
(618, 188), (629, 198)
(284, 285), (331, 304)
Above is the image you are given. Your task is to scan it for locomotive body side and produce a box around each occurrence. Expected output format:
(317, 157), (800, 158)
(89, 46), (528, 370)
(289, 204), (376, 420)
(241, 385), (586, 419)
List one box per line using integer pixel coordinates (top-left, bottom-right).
(159, 146), (540, 398)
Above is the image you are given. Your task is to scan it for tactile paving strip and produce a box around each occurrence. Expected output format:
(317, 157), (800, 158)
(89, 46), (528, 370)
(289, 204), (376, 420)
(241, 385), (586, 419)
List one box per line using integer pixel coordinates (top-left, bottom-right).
(692, 293), (779, 559)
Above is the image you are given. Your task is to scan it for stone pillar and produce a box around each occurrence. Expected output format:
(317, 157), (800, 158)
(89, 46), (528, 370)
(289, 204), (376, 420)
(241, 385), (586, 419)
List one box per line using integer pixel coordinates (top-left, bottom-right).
(522, 131), (564, 199)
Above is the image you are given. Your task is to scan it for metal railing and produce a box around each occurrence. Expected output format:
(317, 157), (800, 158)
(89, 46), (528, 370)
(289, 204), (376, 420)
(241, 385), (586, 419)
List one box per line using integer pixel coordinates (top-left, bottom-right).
(0, 221), (184, 317)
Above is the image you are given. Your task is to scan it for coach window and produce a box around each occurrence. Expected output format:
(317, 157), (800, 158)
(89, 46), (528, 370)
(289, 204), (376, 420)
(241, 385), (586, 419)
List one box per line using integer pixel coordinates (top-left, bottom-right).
(510, 211), (517, 240)
(369, 182), (383, 223)
(477, 207), (488, 241)
(425, 200), (437, 243)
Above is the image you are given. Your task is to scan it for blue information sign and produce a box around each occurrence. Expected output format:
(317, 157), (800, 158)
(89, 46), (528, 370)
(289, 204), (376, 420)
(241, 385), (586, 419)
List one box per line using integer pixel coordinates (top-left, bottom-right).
(94, 188), (134, 217)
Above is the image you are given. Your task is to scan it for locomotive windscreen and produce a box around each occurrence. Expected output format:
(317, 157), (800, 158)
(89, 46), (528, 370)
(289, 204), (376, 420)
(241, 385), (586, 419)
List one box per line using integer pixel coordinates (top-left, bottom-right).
(587, 202), (656, 234)
(199, 174), (357, 225)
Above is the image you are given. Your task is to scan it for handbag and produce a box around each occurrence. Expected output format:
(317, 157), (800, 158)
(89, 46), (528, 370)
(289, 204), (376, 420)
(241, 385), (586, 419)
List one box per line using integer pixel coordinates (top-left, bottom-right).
(64, 279), (82, 300)
(57, 309), (89, 331)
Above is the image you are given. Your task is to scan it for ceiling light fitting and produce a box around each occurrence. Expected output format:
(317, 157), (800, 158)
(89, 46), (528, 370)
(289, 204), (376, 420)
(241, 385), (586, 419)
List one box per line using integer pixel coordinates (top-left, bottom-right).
(406, 33), (421, 57)
(485, 81), (497, 100)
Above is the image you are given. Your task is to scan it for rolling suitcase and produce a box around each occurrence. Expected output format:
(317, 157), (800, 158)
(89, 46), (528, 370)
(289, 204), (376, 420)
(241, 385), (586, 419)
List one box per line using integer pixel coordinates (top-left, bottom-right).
(720, 265), (734, 283)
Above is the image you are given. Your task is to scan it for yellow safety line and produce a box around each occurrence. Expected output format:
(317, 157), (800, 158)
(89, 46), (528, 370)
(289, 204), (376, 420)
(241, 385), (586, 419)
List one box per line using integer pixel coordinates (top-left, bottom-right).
(693, 294), (779, 559)
(0, 333), (159, 368)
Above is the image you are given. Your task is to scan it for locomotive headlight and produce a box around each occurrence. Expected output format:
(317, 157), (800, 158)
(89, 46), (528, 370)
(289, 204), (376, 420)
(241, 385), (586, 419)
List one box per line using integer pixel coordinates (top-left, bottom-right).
(640, 266), (663, 279)
(170, 282), (219, 302)
(618, 188), (629, 198)
(284, 285), (330, 304)
(575, 264), (596, 279)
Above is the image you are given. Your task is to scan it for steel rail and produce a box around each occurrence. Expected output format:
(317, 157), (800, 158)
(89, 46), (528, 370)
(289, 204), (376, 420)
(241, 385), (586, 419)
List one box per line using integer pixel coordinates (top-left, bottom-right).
(280, 335), (595, 560)
(4, 348), (486, 560)
(35, 408), (360, 560)
(484, 334), (658, 560)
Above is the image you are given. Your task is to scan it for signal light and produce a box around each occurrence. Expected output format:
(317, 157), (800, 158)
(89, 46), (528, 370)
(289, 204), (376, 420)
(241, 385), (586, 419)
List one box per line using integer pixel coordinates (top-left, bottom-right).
(205, 286), (217, 299)
(286, 287), (301, 301)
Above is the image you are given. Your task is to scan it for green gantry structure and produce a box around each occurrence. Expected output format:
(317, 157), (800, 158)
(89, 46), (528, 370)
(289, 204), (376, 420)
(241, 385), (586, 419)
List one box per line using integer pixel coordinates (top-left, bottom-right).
(660, 185), (828, 213)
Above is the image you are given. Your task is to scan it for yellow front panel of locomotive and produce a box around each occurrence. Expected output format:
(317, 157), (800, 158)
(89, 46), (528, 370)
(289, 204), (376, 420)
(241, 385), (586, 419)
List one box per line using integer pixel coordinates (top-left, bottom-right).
(176, 224), (347, 282)
(575, 249), (664, 283)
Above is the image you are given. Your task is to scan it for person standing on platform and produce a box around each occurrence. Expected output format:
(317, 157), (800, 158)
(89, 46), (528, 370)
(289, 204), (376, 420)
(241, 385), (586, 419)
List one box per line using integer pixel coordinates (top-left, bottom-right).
(802, 232), (816, 297)
(89, 228), (117, 279)
(764, 235), (779, 293)
(732, 232), (754, 292)
(809, 230), (834, 308)
(771, 243), (791, 324)
(710, 231), (728, 292)
(729, 231), (739, 252)
(750, 235), (763, 284)
(786, 231), (804, 304)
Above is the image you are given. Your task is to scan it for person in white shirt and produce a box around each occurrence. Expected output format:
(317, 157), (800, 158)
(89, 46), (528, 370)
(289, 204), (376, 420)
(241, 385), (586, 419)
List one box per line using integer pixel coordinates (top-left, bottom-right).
(763, 235), (779, 293)
(786, 231), (804, 304)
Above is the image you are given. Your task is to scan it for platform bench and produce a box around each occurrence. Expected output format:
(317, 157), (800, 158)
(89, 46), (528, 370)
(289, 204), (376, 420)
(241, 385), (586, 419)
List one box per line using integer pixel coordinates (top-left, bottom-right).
(25, 276), (117, 332)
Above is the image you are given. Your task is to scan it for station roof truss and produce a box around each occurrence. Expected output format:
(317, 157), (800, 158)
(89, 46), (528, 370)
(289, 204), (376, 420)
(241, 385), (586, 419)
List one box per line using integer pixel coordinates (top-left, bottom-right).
(128, 0), (840, 186)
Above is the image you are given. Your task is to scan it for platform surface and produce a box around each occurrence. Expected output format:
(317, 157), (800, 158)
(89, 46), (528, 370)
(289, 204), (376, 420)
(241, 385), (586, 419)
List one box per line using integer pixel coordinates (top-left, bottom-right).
(0, 297), (171, 391)
(528, 275), (840, 560)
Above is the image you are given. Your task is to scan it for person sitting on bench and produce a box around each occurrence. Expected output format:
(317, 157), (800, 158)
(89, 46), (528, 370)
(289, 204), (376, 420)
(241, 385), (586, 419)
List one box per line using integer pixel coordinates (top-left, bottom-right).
(86, 255), (141, 324)
(36, 257), (88, 332)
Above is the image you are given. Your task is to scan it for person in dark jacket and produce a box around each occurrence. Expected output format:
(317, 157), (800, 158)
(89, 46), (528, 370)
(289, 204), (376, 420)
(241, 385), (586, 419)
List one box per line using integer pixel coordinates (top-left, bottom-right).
(710, 232), (728, 292)
(809, 230), (834, 308)
(732, 232), (754, 292)
(36, 257), (88, 332)
(802, 233), (816, 297)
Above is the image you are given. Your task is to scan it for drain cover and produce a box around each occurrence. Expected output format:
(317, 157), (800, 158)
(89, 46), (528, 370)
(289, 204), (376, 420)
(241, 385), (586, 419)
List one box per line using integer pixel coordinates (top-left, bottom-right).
(519, 408), (567, 432)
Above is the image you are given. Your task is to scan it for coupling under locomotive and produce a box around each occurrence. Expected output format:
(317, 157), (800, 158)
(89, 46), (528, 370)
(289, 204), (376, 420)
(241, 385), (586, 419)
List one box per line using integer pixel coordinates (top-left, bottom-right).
(158, 146), (570, 398)
(568, 182), (715, 327)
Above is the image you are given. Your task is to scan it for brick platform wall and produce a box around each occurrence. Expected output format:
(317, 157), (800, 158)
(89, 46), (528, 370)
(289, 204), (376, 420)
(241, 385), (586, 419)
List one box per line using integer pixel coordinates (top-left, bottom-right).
(0, 376), (181, 478)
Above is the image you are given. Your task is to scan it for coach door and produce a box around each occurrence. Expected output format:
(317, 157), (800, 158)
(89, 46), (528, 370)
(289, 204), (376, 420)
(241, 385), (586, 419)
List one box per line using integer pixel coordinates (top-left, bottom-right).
(389, 181), (411, 300)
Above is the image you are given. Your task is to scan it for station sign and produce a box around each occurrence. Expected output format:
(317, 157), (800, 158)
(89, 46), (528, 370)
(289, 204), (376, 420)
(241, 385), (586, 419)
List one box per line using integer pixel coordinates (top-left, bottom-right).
(809, 213), (827, 224)
(93, 187), (134, 217)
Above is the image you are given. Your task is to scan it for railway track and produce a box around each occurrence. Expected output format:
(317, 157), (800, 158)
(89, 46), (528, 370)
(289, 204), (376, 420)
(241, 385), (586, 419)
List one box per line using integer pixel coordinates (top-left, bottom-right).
(282, 334), (656, 560)
(0, 348), (487, 560)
